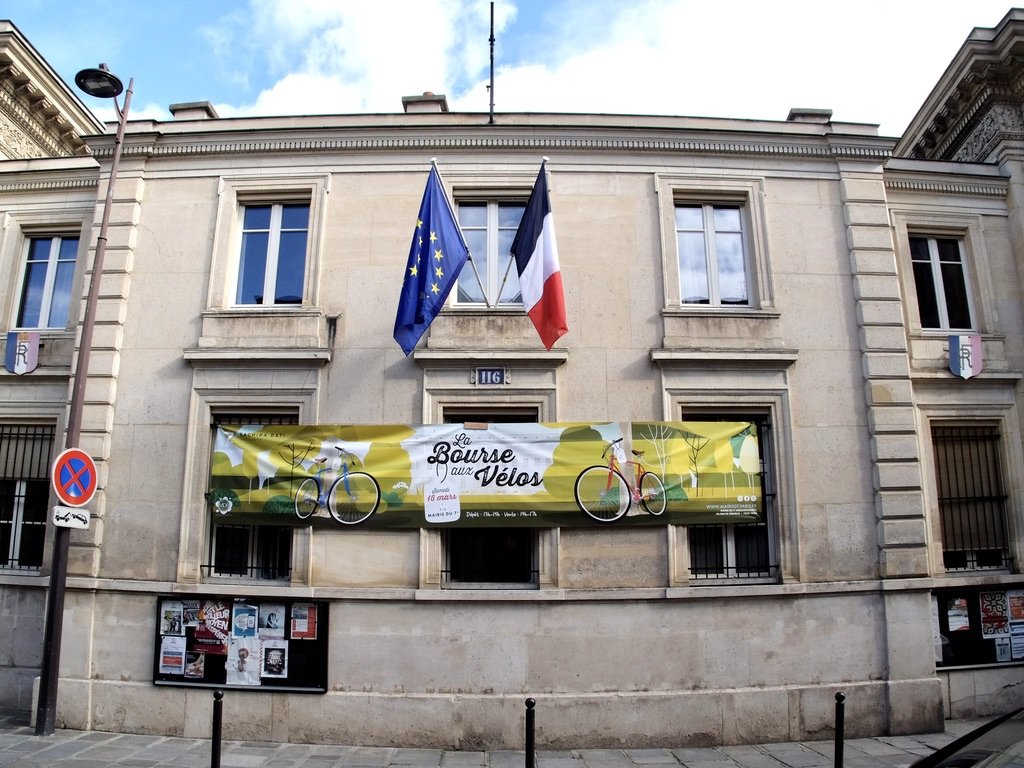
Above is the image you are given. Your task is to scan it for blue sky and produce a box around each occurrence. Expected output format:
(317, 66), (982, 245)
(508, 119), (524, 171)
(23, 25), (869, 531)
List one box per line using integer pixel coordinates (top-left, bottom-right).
(5, 0), (1017, 136)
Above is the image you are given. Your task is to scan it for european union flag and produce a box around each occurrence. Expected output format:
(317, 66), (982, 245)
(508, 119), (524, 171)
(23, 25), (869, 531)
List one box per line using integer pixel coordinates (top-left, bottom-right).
(393, 166), (469, 355)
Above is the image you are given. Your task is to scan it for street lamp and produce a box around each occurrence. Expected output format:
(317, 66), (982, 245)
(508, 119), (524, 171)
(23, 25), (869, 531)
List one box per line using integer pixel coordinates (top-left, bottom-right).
(35, 63), (133, 737)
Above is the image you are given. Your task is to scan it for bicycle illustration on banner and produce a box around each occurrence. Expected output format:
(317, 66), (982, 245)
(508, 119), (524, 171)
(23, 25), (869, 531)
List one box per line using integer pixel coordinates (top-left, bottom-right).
(293, 445), (380, 524)
(574, 438), (666, 522)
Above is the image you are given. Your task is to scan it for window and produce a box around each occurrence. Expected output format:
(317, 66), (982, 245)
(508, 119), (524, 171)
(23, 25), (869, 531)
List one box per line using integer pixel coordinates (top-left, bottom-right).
(441, 408), (538, 588)
(676, 204), (749, 306)
(204, 412), (297, 581)
(0, 425), (54, 570)
(208, 523), (291, 580)
(235, 203), (309, 306)
(15, 236), (78, 329)
(909, 235), (974, 330)
(456, 201), (525, 306)
(932, 424), (1009, 571)
(685, 414), (778, 582)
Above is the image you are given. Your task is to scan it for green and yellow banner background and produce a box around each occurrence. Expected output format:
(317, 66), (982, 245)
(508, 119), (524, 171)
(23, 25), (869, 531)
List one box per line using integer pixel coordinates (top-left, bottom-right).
(208, 421), (762, 527)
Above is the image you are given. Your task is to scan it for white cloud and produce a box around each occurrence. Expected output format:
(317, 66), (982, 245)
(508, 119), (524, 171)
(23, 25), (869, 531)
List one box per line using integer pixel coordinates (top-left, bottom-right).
(209, 0), (502, 115)
(195, 0), (1016, 135)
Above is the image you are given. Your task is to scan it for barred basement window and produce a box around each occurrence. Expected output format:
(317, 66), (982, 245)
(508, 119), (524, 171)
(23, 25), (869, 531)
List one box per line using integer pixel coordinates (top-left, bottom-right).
(203, 411), (297, 581)
(0, 424), (55, 570)
(685, 414), (778, 582)
(932, 424), (1010, 571)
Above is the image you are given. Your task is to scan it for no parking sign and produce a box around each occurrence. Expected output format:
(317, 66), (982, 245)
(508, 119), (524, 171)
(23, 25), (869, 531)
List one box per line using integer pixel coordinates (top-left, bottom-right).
(51, 448), (98, 508)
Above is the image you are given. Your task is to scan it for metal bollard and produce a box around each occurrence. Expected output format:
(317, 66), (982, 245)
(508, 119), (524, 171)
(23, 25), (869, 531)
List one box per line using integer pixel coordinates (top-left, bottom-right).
(525, 698), (536, 768)
(212, 689), (224, 768)
(834, 691), (845, 768)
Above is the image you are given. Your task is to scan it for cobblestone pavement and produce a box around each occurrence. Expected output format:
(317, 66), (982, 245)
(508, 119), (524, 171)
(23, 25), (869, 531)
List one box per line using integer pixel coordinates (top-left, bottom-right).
(0, 713), (985, 768)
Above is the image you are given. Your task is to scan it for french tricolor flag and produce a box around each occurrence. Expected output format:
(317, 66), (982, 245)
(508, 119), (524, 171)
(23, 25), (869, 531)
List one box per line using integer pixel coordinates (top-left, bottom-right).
(511, 162), (568, 350)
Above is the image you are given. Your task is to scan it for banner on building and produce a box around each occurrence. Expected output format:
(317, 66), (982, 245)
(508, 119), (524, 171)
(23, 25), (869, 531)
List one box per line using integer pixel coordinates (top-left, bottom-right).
(208, 421), (763, 527)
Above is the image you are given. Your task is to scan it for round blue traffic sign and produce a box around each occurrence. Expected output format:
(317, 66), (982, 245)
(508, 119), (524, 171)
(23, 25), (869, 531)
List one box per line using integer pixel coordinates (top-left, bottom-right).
(51, 448), (98, 507)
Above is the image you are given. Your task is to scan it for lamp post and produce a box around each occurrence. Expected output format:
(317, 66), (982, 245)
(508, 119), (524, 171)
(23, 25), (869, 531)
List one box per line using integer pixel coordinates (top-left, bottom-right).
(34, 64), (133, 737)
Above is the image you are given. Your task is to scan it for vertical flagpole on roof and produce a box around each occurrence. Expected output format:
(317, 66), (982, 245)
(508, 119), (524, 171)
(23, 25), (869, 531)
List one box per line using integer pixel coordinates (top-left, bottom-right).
(433, 158), (491, 308)
(497, 157), (549, 302)
(488, 1), (496, 125)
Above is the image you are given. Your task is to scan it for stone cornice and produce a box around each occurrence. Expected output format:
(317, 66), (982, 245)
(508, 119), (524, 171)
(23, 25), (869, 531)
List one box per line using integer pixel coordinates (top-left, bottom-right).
(0, 79), (62, 157)
(883, 177), (1007, 198)
(0, 176), (98, 193)
(88, 132), (893, 163)
(898, 11), (1024, 161)
(0, 22), (103, 158)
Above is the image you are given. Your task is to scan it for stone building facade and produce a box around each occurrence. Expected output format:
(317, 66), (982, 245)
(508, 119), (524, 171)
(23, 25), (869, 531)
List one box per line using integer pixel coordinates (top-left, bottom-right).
(0, 11), (1023, 749)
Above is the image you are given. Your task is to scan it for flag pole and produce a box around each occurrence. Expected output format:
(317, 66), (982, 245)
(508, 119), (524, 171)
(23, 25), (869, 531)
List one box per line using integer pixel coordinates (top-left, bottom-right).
(488, 1), (495, 125)
(431, 159), (491, 308)
(498, 158), (549, 301)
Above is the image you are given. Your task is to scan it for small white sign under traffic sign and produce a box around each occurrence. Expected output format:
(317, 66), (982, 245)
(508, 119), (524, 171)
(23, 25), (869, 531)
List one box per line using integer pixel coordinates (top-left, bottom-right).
(52, 505), (90, 529)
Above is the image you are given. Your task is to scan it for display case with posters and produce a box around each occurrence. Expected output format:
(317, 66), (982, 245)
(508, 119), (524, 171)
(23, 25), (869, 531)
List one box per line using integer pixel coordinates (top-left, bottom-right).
(152, 595), (328, 692)
(933, 585), (1024, 667)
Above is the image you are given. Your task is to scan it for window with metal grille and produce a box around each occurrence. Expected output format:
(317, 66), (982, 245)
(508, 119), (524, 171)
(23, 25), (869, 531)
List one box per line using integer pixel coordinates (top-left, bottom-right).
(0, 424), (55, 570)
(440, 408), (539, 588)
(684, 415), (778, 582)
(203, 411), (297, 581)
(932, 424), (1009, 571)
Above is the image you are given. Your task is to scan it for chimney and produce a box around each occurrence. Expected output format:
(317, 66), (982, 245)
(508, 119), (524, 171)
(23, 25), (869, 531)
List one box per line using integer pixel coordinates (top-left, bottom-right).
(402, 92), (449, 113)
(168, 101), (220, 120)
(786, 108), (832, 124)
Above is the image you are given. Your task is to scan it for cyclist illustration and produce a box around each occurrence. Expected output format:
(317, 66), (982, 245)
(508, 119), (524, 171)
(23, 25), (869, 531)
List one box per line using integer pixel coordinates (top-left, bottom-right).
(574, 437), (666, 522)
(293, 444), (380, 524)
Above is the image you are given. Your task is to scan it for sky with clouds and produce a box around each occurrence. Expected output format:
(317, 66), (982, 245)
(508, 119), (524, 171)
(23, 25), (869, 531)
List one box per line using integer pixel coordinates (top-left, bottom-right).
(6, 0), (1018, 137)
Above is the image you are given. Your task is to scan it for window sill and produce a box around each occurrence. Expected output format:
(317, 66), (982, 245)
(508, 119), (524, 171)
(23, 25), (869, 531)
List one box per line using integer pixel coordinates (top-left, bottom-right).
(651, 347), (798, 367)
(662, 307), (780, 320)
(201, 574), (294, 588)
(937, 661), (1024, 672)
(8, 327), (74, 336)
(442, 581), (538, 591)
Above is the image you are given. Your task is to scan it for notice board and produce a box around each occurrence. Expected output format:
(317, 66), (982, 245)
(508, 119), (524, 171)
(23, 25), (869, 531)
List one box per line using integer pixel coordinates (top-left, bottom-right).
(152, 595), (328, 692)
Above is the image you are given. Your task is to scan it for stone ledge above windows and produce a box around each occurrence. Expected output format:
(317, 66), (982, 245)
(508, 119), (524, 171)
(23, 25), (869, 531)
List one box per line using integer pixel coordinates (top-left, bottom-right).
(414, 347), (568, 369)
(651, 347), (798, 368)
(661, 307), (785, 351)
(425, 308), (553, 351)
(185, 307), (333, 366)
(907, 333), (1015, 380)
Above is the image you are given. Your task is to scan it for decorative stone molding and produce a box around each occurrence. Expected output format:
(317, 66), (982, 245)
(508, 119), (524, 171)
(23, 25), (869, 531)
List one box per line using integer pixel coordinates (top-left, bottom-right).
(0, 67), (85, 158)
(898, 11), (1024, 161)
(0, 177), (98, 193)
(883, 178), (1007, 198)
(90, 134), (893, 163)
(0, 22), (101, 158)
(951, 102), (1024, 162)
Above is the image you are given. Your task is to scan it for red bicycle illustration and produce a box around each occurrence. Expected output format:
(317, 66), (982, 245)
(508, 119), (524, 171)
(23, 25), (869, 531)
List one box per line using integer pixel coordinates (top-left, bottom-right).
(574, 438), (666, 522)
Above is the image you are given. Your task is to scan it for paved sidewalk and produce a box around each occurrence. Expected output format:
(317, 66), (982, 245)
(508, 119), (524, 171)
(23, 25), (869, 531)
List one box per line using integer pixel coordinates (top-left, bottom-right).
(0, 713), (985, 768)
